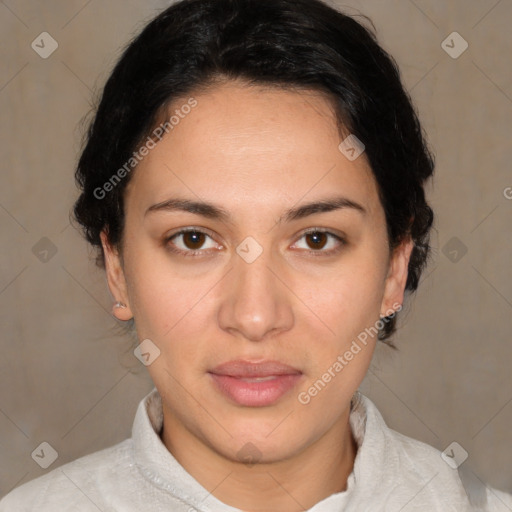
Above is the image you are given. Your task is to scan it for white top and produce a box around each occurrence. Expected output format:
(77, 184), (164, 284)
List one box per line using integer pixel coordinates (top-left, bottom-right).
(1, 388), (510, 511)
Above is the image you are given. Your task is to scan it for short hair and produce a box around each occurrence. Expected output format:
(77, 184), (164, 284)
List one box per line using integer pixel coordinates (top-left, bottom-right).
(73, 0), (435, 345)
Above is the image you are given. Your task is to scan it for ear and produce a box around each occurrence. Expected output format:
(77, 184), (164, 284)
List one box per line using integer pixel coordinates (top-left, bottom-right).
(100, 230), (133, 321)
(380, 237), (414, 318)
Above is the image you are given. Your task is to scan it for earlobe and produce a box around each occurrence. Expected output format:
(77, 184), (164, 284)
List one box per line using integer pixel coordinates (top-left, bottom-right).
(100, 230), (134, 321)
(380, 238), (414, 317)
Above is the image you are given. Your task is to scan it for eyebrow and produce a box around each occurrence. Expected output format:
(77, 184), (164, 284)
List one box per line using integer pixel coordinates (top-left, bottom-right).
(145, 195), (366, 224)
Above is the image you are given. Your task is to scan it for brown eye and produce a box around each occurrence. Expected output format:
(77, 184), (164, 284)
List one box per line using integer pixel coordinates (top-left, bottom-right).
(292, 229), (345, 256)
(181, 231), (206, 250)
(166, 228), (219, 257)
(305, 231), (329, 250)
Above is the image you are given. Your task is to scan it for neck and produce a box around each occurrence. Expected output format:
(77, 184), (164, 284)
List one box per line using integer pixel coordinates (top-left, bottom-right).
(161, 407), (358, 511)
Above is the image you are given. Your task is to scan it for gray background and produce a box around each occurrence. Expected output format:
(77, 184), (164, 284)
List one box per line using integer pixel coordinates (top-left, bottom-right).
(1, 0), (511, 499)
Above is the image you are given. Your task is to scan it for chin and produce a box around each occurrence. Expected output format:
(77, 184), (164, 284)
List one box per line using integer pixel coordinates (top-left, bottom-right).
(216, 420), (312, 463)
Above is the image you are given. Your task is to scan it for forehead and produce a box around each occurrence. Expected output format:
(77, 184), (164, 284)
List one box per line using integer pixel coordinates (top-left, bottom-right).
(125, 82), (381, 221)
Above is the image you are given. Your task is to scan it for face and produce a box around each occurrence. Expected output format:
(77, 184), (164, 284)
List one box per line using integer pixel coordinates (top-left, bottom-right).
(102, 81), (412, 465)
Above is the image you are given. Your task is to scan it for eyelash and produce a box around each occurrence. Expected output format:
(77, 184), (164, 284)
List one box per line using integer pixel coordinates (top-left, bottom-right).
(164, 227), (346, 258)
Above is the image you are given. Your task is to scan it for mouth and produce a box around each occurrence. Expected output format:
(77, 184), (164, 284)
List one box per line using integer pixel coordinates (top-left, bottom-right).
(208, 360), (303, 407)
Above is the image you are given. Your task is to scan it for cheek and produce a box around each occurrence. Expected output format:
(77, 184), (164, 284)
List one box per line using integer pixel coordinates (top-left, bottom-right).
(298, 256), (387, 337)
(124, 248), (222, 360)
(293, 266), (385, 418)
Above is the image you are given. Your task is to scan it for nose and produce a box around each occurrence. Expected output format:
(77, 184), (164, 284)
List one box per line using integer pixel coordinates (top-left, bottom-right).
(217, 244), (294, 342)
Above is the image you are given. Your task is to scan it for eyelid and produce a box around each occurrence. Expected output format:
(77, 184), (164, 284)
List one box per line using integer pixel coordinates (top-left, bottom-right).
(167, 225), (218, 240)
(165, 226), (223, 257)
(290, 228), (346, 255)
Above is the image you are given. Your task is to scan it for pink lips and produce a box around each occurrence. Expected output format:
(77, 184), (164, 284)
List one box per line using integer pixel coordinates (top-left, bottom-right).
(209, 360), (303, 407)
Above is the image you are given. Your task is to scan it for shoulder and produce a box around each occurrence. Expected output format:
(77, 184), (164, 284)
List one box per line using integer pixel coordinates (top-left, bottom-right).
(0, 439), (133, 511)
(389, 430), (475, 509)
(359, 394), (466, 487)
(389, 427), (512, 510)
(372, 403), (512, 511)
(356, 394), (472, 510)
(388, 427), (465, 482)
(486, 486), (512, 511)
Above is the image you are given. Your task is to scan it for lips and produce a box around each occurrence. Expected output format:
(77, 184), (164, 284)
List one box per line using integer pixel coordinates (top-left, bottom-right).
(210, 360), (301, 378)
(208, 360), (303, 407)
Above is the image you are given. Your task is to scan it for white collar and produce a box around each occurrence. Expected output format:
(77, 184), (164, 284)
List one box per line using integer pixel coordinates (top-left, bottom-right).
(129, 387), (474, 511)
(130, 388), (375, 511)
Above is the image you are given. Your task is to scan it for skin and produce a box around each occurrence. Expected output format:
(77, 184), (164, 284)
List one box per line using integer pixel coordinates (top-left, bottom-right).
(101, 80), (413, 511)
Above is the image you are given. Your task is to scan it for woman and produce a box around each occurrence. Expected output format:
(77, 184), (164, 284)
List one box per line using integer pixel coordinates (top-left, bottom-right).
(1, 0), (510, 510)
